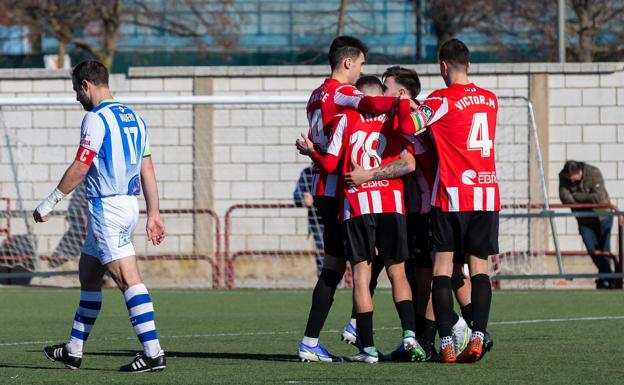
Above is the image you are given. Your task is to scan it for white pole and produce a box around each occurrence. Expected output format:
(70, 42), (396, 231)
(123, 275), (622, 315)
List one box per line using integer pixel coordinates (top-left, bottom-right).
(558, 0), (565, 63)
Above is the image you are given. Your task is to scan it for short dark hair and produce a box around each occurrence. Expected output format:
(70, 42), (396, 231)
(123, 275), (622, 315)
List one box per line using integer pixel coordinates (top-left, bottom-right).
(328, 35), (368, 71)
(382, 66), (421, 100)
(355, 75), (384, 94)
(563, 160), (583, 177)
(71, 60), (109, 86)
(438, 38), (470, 71)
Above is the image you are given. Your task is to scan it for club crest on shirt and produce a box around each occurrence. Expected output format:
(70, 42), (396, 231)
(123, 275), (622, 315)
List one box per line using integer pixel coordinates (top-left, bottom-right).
(128, 175), (141, 195)
(421, 106), (434, 120)
(119, 227), (131, 247)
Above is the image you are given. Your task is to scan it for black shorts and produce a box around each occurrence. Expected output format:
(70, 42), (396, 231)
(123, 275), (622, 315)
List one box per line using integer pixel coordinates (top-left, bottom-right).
(406, 213), (433, 268)
(430, 206), (499, 260)
(313, 196), (344, 258)
(342, 213), (408, 263)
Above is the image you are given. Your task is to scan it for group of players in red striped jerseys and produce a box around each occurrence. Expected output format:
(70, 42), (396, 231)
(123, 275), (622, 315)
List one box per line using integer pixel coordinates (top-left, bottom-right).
(296, 36), (499, 363)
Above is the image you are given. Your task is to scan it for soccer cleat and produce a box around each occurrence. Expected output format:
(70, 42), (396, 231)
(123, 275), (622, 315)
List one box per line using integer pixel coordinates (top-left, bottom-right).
(425, 345), (438, 362)
(119, 351), (166, 372)
(383, 342), (410, 362)
(346, 347), (379, 363)
(438, 343), (457, 363)
(416, 336), (438, 362)
(457, 335), (484, 363)
(341, 322), (359, 346)
(476, 332), (493, 362)
(298, 343), (343, 362)
(402, 331), (426, 362)
(43, 344), (82, 370)
(451, 317), (471, 354)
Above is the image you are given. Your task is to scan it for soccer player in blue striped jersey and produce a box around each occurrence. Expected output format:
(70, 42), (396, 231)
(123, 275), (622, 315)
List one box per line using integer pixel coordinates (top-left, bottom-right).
(34, 60), (167, 373)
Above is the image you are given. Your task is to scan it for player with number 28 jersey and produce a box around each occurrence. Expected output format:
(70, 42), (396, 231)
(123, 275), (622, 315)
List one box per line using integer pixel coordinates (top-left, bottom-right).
(311, 109), (407, 220)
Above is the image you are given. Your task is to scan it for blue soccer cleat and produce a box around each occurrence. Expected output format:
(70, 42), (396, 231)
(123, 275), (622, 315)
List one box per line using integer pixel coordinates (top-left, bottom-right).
(298, 343), (343, 362)
(341, 322), (359, 346)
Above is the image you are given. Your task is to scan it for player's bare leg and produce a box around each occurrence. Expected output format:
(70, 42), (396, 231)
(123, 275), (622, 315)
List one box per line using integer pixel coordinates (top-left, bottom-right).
(106, 256), (166, 372)
(106, 255), (143, 292)
(299, 254), (346, 362)
(458, 255), (491, 362)
(343, 257), (383, 346)
(432, 251), (456, 362)
(44, 254), (106, 369)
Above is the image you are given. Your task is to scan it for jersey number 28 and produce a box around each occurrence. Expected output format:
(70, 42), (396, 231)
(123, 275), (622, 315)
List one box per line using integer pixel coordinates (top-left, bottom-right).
(350, 131), (387, 170)
(467, 112), (493, 157)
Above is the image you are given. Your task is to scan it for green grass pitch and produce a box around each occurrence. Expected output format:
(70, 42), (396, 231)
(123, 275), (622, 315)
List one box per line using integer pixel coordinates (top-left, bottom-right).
(1, 287), (623, 384)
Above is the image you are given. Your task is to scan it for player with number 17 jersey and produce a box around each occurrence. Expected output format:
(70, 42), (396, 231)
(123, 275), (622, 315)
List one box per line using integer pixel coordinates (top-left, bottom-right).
(399, 83), (499, 212)
(77, 100), (151, 264)
(79, 100), (150, 199)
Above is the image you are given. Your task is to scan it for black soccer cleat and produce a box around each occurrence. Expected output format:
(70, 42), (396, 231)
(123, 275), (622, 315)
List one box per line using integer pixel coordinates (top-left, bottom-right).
(44, 343), (82, 369)
(119, 351), (166, 373)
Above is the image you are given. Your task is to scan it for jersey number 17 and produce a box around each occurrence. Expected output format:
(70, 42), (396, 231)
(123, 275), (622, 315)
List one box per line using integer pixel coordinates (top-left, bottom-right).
(122, 126), (139, 164)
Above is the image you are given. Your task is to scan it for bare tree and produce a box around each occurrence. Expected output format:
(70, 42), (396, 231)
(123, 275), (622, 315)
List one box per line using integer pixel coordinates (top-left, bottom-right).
(0, 0), (122, 69)
(427, 0), (492, 56)
(476, 0), (559, 62)
(1, 0), (242, 69)
(479, 0), (624, 62)
(127, 0), (242, 53)
(567, 0), (624, 62)
(336, 0), (348, 37)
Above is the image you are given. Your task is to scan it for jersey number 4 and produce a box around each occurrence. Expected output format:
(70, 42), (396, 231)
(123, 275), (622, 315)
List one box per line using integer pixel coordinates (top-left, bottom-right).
(308, 109), (330, 152)
(467, 112), (493, 157)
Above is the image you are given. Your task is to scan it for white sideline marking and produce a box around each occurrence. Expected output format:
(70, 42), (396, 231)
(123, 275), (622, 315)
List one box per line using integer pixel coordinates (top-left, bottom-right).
(1, 315), (624, 348)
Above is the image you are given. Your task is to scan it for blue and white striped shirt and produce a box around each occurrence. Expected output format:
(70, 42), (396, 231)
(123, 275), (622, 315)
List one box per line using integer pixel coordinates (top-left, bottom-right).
(79, 100), (151, 198)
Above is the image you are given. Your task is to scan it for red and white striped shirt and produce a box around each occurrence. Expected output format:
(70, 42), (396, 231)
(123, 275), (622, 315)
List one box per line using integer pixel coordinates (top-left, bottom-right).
(311, 110), (408, 221)
(398, 83), (500, 212)
(306, 78), (396, 197)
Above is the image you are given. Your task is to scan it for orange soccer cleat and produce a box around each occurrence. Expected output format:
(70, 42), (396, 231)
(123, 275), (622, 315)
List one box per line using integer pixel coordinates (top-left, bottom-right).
(457, 335), (484, 363)
(438, 343), (457, 363)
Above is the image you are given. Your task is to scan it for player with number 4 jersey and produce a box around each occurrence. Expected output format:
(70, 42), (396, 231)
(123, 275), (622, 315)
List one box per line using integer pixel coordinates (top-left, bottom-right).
(399, 39), (499, 363)
(399, 77), (499, 213)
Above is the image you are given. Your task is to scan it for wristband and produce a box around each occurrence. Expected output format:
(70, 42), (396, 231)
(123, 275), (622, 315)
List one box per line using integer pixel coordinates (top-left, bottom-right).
(35, 187), (66, 217)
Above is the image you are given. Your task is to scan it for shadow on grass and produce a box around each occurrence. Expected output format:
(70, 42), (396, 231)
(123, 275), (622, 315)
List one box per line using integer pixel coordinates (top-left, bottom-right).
(0, 363), (114, 371)
(87, 350), (298, 362)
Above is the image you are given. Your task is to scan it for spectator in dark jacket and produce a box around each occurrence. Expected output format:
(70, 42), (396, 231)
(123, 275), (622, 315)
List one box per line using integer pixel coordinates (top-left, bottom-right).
(293, 165), (324, 275)
(559, 160), (613, 288)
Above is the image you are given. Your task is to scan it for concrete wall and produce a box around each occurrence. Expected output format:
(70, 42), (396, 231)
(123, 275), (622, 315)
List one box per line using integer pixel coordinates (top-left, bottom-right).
(0, 62), (622, 287)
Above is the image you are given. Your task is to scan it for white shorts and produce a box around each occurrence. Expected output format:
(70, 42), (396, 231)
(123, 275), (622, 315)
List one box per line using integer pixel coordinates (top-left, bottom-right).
(82, 195), (139, 265)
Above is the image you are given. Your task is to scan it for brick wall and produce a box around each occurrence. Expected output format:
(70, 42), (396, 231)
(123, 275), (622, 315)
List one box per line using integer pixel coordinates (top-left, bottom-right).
(0, 63), (622, 286)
